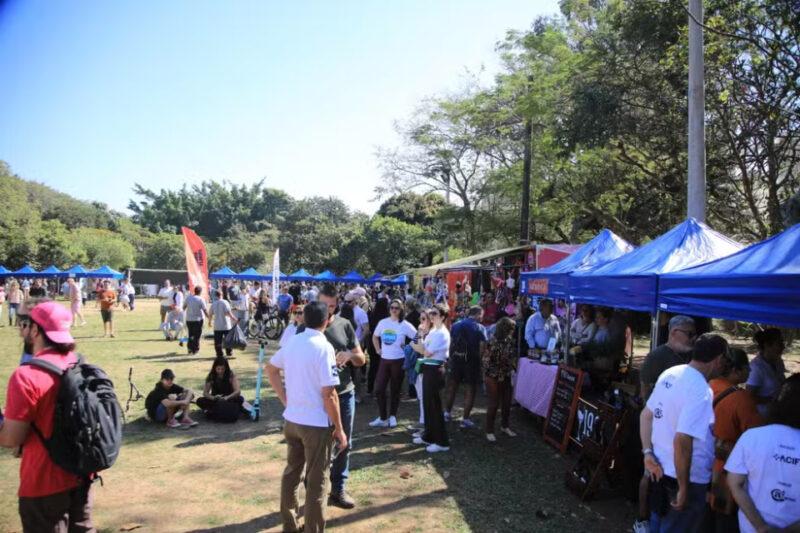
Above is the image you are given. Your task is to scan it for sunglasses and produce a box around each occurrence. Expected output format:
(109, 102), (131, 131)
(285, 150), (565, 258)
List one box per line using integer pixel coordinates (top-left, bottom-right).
(676, 329), (697, 339)
(293, 311), (303, 315)
(429, 312), (440, 317)
(390, 306), (401, 311)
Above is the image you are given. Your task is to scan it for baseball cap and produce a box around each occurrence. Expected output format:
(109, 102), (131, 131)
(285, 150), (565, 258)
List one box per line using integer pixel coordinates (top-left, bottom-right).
(161, 369), (175, 380)
(30, 301), (75, 344)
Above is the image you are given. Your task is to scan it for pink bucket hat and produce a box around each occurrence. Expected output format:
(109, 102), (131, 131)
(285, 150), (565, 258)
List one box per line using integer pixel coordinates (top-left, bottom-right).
(30, 301), (75, 344)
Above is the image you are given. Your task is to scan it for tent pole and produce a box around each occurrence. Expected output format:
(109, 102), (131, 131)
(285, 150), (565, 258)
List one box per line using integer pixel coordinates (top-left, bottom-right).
(650, 310), (661, 351)
(563, 300), (571, 363)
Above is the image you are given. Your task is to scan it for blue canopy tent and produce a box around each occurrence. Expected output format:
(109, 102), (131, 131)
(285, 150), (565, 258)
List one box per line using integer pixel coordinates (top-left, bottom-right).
(0, 265), (12, 277)
(288, 269), (315, 282)
(519, 229), (634, 298)
(367, 273), (385, 283)
(568, 219), (742, 313)
(658, 223), (800, 328)
(339, 271), (366, 284)
(210, 266), (238, 279)
(38, 265), (64, 277)
(235, 267), (265, 281)
(87, 265), (124, 279)
(314, 270), (337, 282)
(389, 274), (409, 286)
(66, 265), (89, 278)
(12, 265), (39, 277)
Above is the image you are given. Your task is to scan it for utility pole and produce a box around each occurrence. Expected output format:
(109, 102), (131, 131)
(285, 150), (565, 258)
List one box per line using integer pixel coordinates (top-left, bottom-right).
(443, 170), (450, 262)
(687, 0), (706, 222)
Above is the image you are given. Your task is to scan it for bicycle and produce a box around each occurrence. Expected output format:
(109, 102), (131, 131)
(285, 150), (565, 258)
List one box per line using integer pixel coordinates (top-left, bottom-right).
(246, 306), (284, 341)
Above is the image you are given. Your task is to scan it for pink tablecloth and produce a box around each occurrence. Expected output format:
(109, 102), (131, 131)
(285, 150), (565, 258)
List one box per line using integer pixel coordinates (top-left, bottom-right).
(514, 358), (558, 417)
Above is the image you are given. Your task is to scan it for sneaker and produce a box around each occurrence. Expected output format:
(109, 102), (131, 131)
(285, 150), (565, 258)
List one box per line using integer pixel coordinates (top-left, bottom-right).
(181, 418), (199, 427)
(369, 417), (389, 428)
(412, 436), (430, 445)
(388, 416), (398, 428)
(174, 409), (184, 420)
(500, 427), (518, 437)
(412, 430), (424, 439)
(443, 411), (451, 422)
(328, 491), (356, 509)
(486, 433), (497, 442)
(426, 443), (450, 453)
(166, 419), (181, 429)
(460, 418), (476, 429)
(633, 520), (650, 533)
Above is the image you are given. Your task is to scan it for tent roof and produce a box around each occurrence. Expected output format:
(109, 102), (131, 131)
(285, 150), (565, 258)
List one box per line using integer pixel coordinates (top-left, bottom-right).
(569, 219), (743, 312)
(13, 265), (39, 276)
(339, 271), (366, 283)
(288, 268), (314, 281)
(367, 273), (385, 282)
(38, 265), (64, 276)
(210, 266), (237, 278)
(66, 265), (88, 275)
(315, 270), (337, 281)
(390, 274), (409, 285)
(0, 265), (11, 275)
(659, 223), (800, 327)
(88, 265), (124, 279)
(411, 244), (531, 277)
(520, 229), (634, 298)
(235, 267), (264, 280)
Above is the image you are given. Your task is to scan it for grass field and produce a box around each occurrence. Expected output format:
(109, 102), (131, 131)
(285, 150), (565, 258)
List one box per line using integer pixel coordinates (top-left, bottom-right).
(0, 299), (644, 532)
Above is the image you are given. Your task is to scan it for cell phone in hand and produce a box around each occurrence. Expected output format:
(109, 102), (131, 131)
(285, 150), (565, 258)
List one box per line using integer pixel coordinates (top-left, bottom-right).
(331, 442), (346, 461)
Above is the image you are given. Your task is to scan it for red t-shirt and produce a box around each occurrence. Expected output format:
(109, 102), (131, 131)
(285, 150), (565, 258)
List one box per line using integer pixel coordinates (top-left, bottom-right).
(5, 350), (81, 497)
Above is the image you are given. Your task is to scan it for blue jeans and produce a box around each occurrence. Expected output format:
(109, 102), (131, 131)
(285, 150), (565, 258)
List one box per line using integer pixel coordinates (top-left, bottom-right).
(330, 390), (355, 494)
(650, 481), (709, 533)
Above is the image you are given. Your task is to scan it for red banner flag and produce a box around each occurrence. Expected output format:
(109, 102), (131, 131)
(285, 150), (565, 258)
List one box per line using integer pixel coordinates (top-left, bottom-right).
(181, 227), (209, 301)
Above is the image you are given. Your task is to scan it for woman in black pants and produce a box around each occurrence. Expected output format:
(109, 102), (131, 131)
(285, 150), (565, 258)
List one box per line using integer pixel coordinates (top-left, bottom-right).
(366, 297), (389, 393)
(196, 357), (244, 418)
(411, 303), (451, 453)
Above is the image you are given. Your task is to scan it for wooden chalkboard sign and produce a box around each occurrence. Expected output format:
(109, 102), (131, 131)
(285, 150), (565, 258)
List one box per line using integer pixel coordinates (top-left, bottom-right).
(543, 365), (585, 453)
(571, 398), (606, 448)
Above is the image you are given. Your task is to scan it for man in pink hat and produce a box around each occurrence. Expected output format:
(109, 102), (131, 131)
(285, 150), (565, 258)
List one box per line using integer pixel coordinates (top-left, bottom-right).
(0, 301), (95, 531)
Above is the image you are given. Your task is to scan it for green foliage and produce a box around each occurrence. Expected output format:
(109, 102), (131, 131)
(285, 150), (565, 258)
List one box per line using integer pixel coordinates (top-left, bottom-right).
(354, 216), (438, 274)
(35, 220), (88, 268)
(377, 192), (445, 226)
(137, 233), (186, 270)
(72, 228), (136, 271)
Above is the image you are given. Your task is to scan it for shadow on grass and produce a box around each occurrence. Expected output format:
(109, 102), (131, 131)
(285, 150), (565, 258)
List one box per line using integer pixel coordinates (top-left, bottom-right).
(185, 489), (449, 533)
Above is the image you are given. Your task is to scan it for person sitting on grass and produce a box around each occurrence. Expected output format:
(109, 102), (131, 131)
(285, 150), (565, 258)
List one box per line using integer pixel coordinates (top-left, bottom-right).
(196, 357), (243, 413)
(162, 305), (185, 345)
(145, 369), (198, 429)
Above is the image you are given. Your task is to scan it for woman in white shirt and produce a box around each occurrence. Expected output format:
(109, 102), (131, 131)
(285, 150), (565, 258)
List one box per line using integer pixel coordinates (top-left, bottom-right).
(569, 305), (596, 346)
(370, 299), (417, 428)
(410, 303), (451, 453)
(726, 374), (800, 533)
(279, 305), (304, 347)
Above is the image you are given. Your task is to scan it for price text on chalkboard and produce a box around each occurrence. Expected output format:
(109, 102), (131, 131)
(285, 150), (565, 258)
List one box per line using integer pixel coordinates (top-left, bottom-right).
(571, 399), (606, 447)
(543, 365), (585, 453)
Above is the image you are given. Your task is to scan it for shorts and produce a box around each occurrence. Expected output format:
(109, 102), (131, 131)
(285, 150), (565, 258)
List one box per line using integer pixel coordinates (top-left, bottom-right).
(100, 309), (113, 323)
(71, 301), (81, 314)
(154, 403), (167, 422)
(448, 356), (482, 386)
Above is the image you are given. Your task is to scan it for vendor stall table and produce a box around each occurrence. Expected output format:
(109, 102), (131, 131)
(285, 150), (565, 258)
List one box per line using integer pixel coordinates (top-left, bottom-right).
(514, 358), (558, 417)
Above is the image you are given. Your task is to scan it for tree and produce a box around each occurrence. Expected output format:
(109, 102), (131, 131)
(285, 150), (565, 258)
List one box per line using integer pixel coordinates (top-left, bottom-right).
(356, 216), (438, 274)
(35, 220), (88, 268)
(137, 233), (186, 270)
(0, 163), (42, 268)
(73, 228), (136, 271)
(377, 192), (446, 226)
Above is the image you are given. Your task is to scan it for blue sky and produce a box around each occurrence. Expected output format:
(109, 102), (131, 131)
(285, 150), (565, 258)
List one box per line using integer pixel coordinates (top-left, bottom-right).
(0, 0), (561, 214)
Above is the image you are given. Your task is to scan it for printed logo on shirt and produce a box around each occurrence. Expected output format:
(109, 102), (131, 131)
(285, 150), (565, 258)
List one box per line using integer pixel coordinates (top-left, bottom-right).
(654, 408), (663, 419)
(773, 454), (800, 466)
(382, 330), (398, 346)
(330, 365), (339, 378)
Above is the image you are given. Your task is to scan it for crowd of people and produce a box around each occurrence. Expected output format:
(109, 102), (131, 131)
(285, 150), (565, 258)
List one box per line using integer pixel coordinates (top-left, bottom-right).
(0, 272), (796, 533)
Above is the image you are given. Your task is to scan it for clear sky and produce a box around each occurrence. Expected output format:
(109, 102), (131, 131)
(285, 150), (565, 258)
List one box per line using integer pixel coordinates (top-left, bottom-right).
(0, 0), (561, 214)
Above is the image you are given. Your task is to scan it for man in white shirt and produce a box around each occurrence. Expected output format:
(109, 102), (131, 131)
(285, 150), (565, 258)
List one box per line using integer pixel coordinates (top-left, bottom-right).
(640, 334), (728, 532)
(524, 299), (561, 351)
(157, 280), (174, 326)
(267, 302), (348, 533)
(725, 374), (800, 533)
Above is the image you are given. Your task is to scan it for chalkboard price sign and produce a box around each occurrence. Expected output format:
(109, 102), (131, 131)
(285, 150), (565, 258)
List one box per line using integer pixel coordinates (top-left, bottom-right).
(571, 399), (606, 447)
(543, 365), (585, 453)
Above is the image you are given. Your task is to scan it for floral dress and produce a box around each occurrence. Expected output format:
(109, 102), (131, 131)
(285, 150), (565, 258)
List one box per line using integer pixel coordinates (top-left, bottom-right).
(483, 336), (517, 382)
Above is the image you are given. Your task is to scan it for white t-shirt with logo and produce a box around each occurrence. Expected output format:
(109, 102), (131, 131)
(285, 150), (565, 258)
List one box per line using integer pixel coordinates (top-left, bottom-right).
(646, 364), (715, 483)
(270, 329), (340, 428)
(374, 318), (417, 360)
(725, 424), (800, 533)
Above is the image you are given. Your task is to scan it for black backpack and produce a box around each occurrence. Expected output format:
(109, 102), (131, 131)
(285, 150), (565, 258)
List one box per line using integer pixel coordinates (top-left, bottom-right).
(24, 356), (123, 478)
